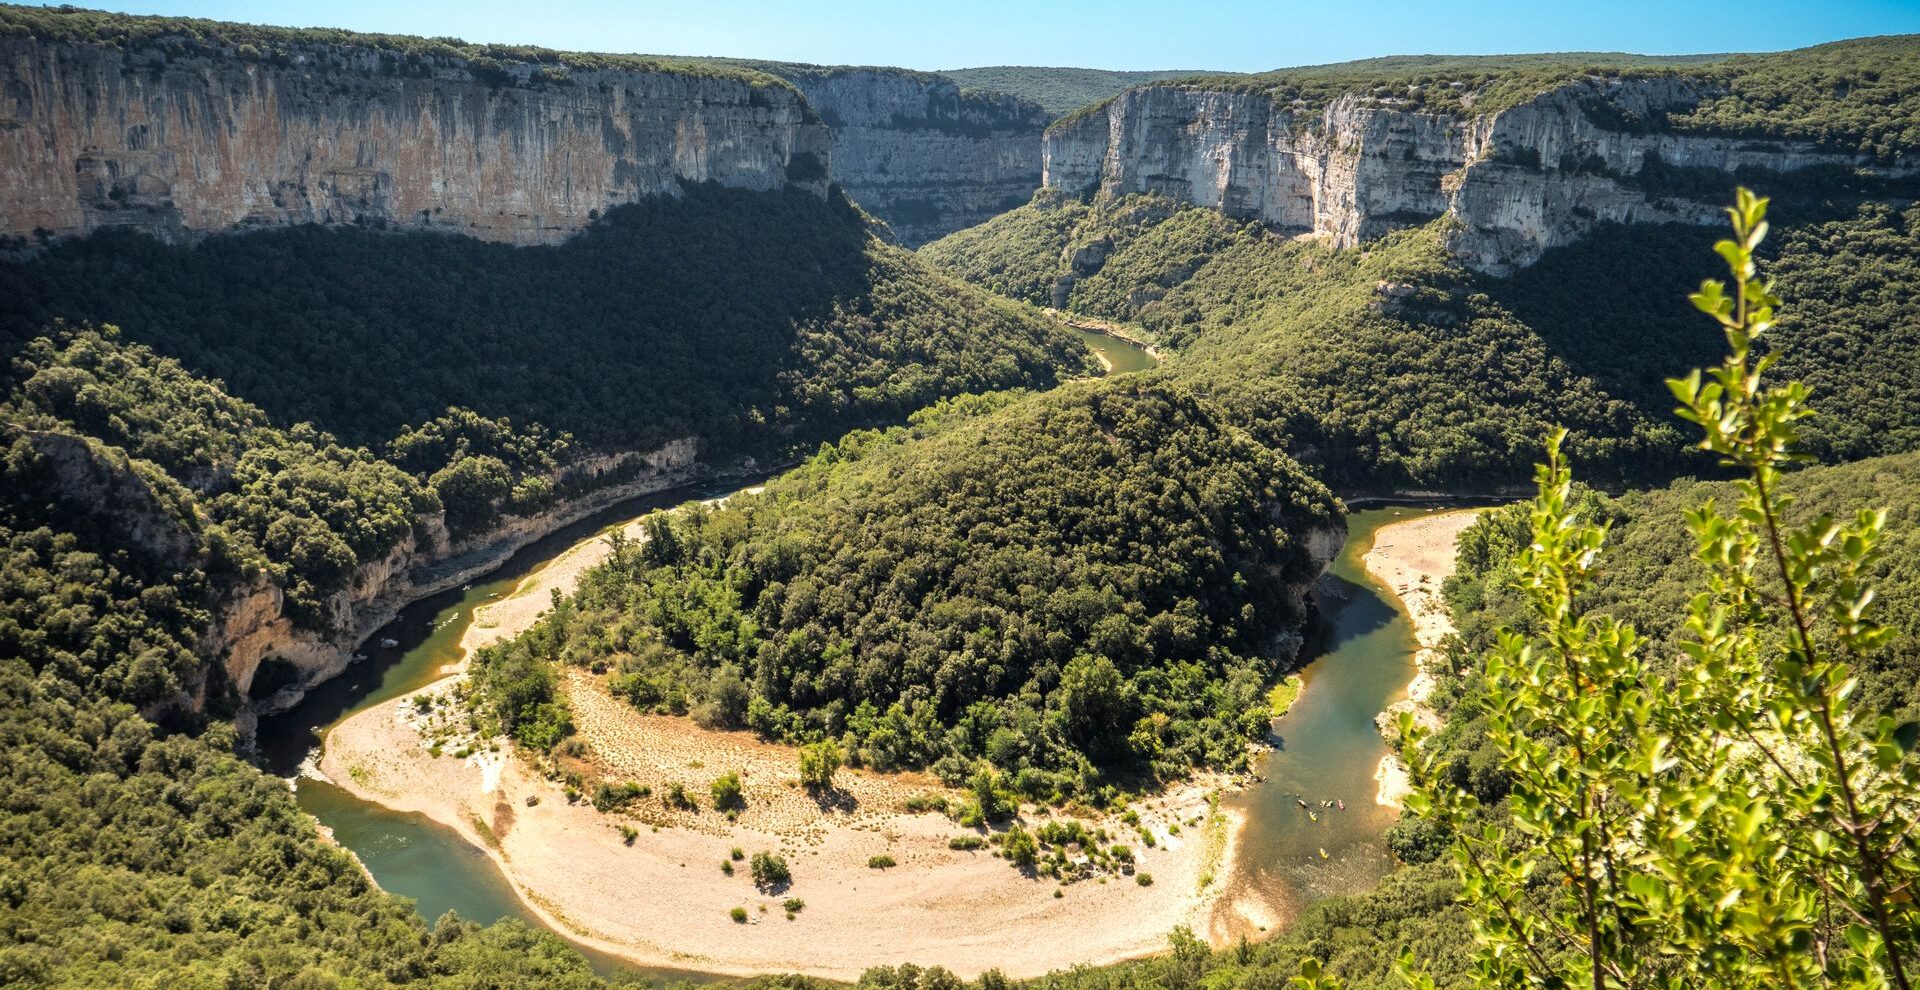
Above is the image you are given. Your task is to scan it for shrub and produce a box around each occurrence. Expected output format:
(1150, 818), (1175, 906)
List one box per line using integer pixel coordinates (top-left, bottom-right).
(750, 851), (791, 891)
(721, 860), (734, 876)
(949, 835), (987, 851)
(782, 897), (805, 918)
(903, 794), (948, 814)
(729, 907), (748, 923)
(710, 771), (744, 811)
(618, 825), (637, 845)
(867, 854), (896, 869)
(1002, 825), (1039, 869)
(798, 740), (842, 790)
(1136, 872), (1154, 886)
(592, 780), (645, 812)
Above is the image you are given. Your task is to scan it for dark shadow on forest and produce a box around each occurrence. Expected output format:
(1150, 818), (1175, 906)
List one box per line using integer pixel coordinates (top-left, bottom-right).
(0, 183), (881, 455)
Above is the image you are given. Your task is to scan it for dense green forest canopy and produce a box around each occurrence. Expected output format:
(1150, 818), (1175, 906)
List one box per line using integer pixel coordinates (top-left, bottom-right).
(471, 379), (1340, 800)
(0, 2), (790, 88)
(1051, 50), (1729, 125)
(0, 337), (623, 986)
(1, 186), (1092, 459)
(921, 191), (1920, 489)
(1, 331), (432, 646)
(0, 660), (618, 988)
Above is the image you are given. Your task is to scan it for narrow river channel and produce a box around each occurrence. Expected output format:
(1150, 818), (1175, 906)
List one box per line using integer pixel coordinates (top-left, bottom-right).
(1222, 506), (1432, 930)
(257, 481), (762, 981)
(258, 332), (1437, 978)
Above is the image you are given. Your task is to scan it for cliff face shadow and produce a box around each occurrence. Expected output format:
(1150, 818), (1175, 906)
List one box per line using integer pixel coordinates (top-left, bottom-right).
(1307, 570), (1396, 651)
(0, 184), (879, 453)
(1485, 220), (1725, 423)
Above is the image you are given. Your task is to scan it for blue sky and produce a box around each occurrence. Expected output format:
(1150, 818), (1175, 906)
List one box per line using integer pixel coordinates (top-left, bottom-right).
(38, 0), (1920, 71)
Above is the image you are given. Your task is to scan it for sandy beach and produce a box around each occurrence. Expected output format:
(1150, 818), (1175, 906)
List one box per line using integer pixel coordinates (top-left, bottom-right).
(1362, 508), (1485, 808)
(317, 496), (1242, 980)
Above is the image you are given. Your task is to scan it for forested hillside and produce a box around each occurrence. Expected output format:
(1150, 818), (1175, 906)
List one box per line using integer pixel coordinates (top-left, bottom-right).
(471, 379), (1341, 801)
(0, 332), (623, 986)
(2, 186), (1090, 455)
(922, 191), (1920, 488)
(0, 166), (1100, 990)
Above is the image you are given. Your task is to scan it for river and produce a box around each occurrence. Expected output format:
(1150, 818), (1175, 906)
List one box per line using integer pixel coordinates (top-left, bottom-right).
(258, 333), (1432, 978)
(1071, 327), (1158, 374)
(258, 480), (762, 982)
(1221, 506), (1430, 930)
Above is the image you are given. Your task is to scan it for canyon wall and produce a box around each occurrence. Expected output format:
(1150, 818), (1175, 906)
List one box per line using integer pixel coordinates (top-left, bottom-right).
(216, 438), (706, 721)
(0, 35), (831, 247)
(779, 68), (1048, 245)
(23, 417), (707, 727)
(1043, 77), (1900, 273)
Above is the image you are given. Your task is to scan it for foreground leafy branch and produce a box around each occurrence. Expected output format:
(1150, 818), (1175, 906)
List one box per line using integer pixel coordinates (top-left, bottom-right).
(1384, 189), (1920, 990)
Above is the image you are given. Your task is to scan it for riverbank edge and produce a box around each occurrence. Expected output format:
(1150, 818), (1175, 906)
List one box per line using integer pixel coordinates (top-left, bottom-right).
(1046, 308), (1164, 361)
(1358, 508), (1487, 808)
(247, 454), (797, 732)
(320, 672), (1249, 980)
(311, 480), (1263, 980)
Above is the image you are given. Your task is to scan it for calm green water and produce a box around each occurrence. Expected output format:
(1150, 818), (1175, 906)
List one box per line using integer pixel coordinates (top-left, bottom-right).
(259, 478), (763, 983)
(1222, 506), (1435, 928)
(1073, 327), (1157, 374)
(262, 458), (1440, 972)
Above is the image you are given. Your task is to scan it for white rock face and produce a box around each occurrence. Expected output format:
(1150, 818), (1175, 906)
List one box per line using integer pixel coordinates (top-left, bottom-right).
(787, 69), (1048, 245)
(1045, 77), (1910, 272)
(0, 37), (831, 247)
(219, 437), (706, 717)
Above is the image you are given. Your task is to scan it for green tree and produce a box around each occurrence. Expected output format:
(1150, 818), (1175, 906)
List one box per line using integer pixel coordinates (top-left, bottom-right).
(1001, 824), (1039, 869)
(711, 771), (744, 811)
(750, 851), (792, 892)
(1400, 190), (1920, 990)
(799, 739), (843, 791)
(1052, 653), (1137, 759)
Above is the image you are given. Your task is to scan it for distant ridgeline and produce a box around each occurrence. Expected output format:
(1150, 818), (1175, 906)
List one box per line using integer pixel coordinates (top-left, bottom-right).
(938, 66), (1222, 119)
(924, 38), (1920, 493)
(1037, 40), (1920, 272)
(718, 59), (1054, 245)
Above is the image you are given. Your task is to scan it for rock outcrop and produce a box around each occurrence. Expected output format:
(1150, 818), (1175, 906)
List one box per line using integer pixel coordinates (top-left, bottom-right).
(1044, 77), (1908, 272)
(780, 68), (1048, 245)
(216, 438), (704, 717)
(0, 34), (831, 247)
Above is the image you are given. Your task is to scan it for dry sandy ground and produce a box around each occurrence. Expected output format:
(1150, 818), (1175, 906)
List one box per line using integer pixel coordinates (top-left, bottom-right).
(320, 492), (1241, 980)
(1362, 508), (1486, 808)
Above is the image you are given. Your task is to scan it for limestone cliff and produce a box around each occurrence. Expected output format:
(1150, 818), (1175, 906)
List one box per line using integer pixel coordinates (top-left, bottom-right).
(0, 33), (830, 247)
(775, 67), (1047, 245)
(216, 438), (705, 718)
(1044, 77), (1909, 273)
